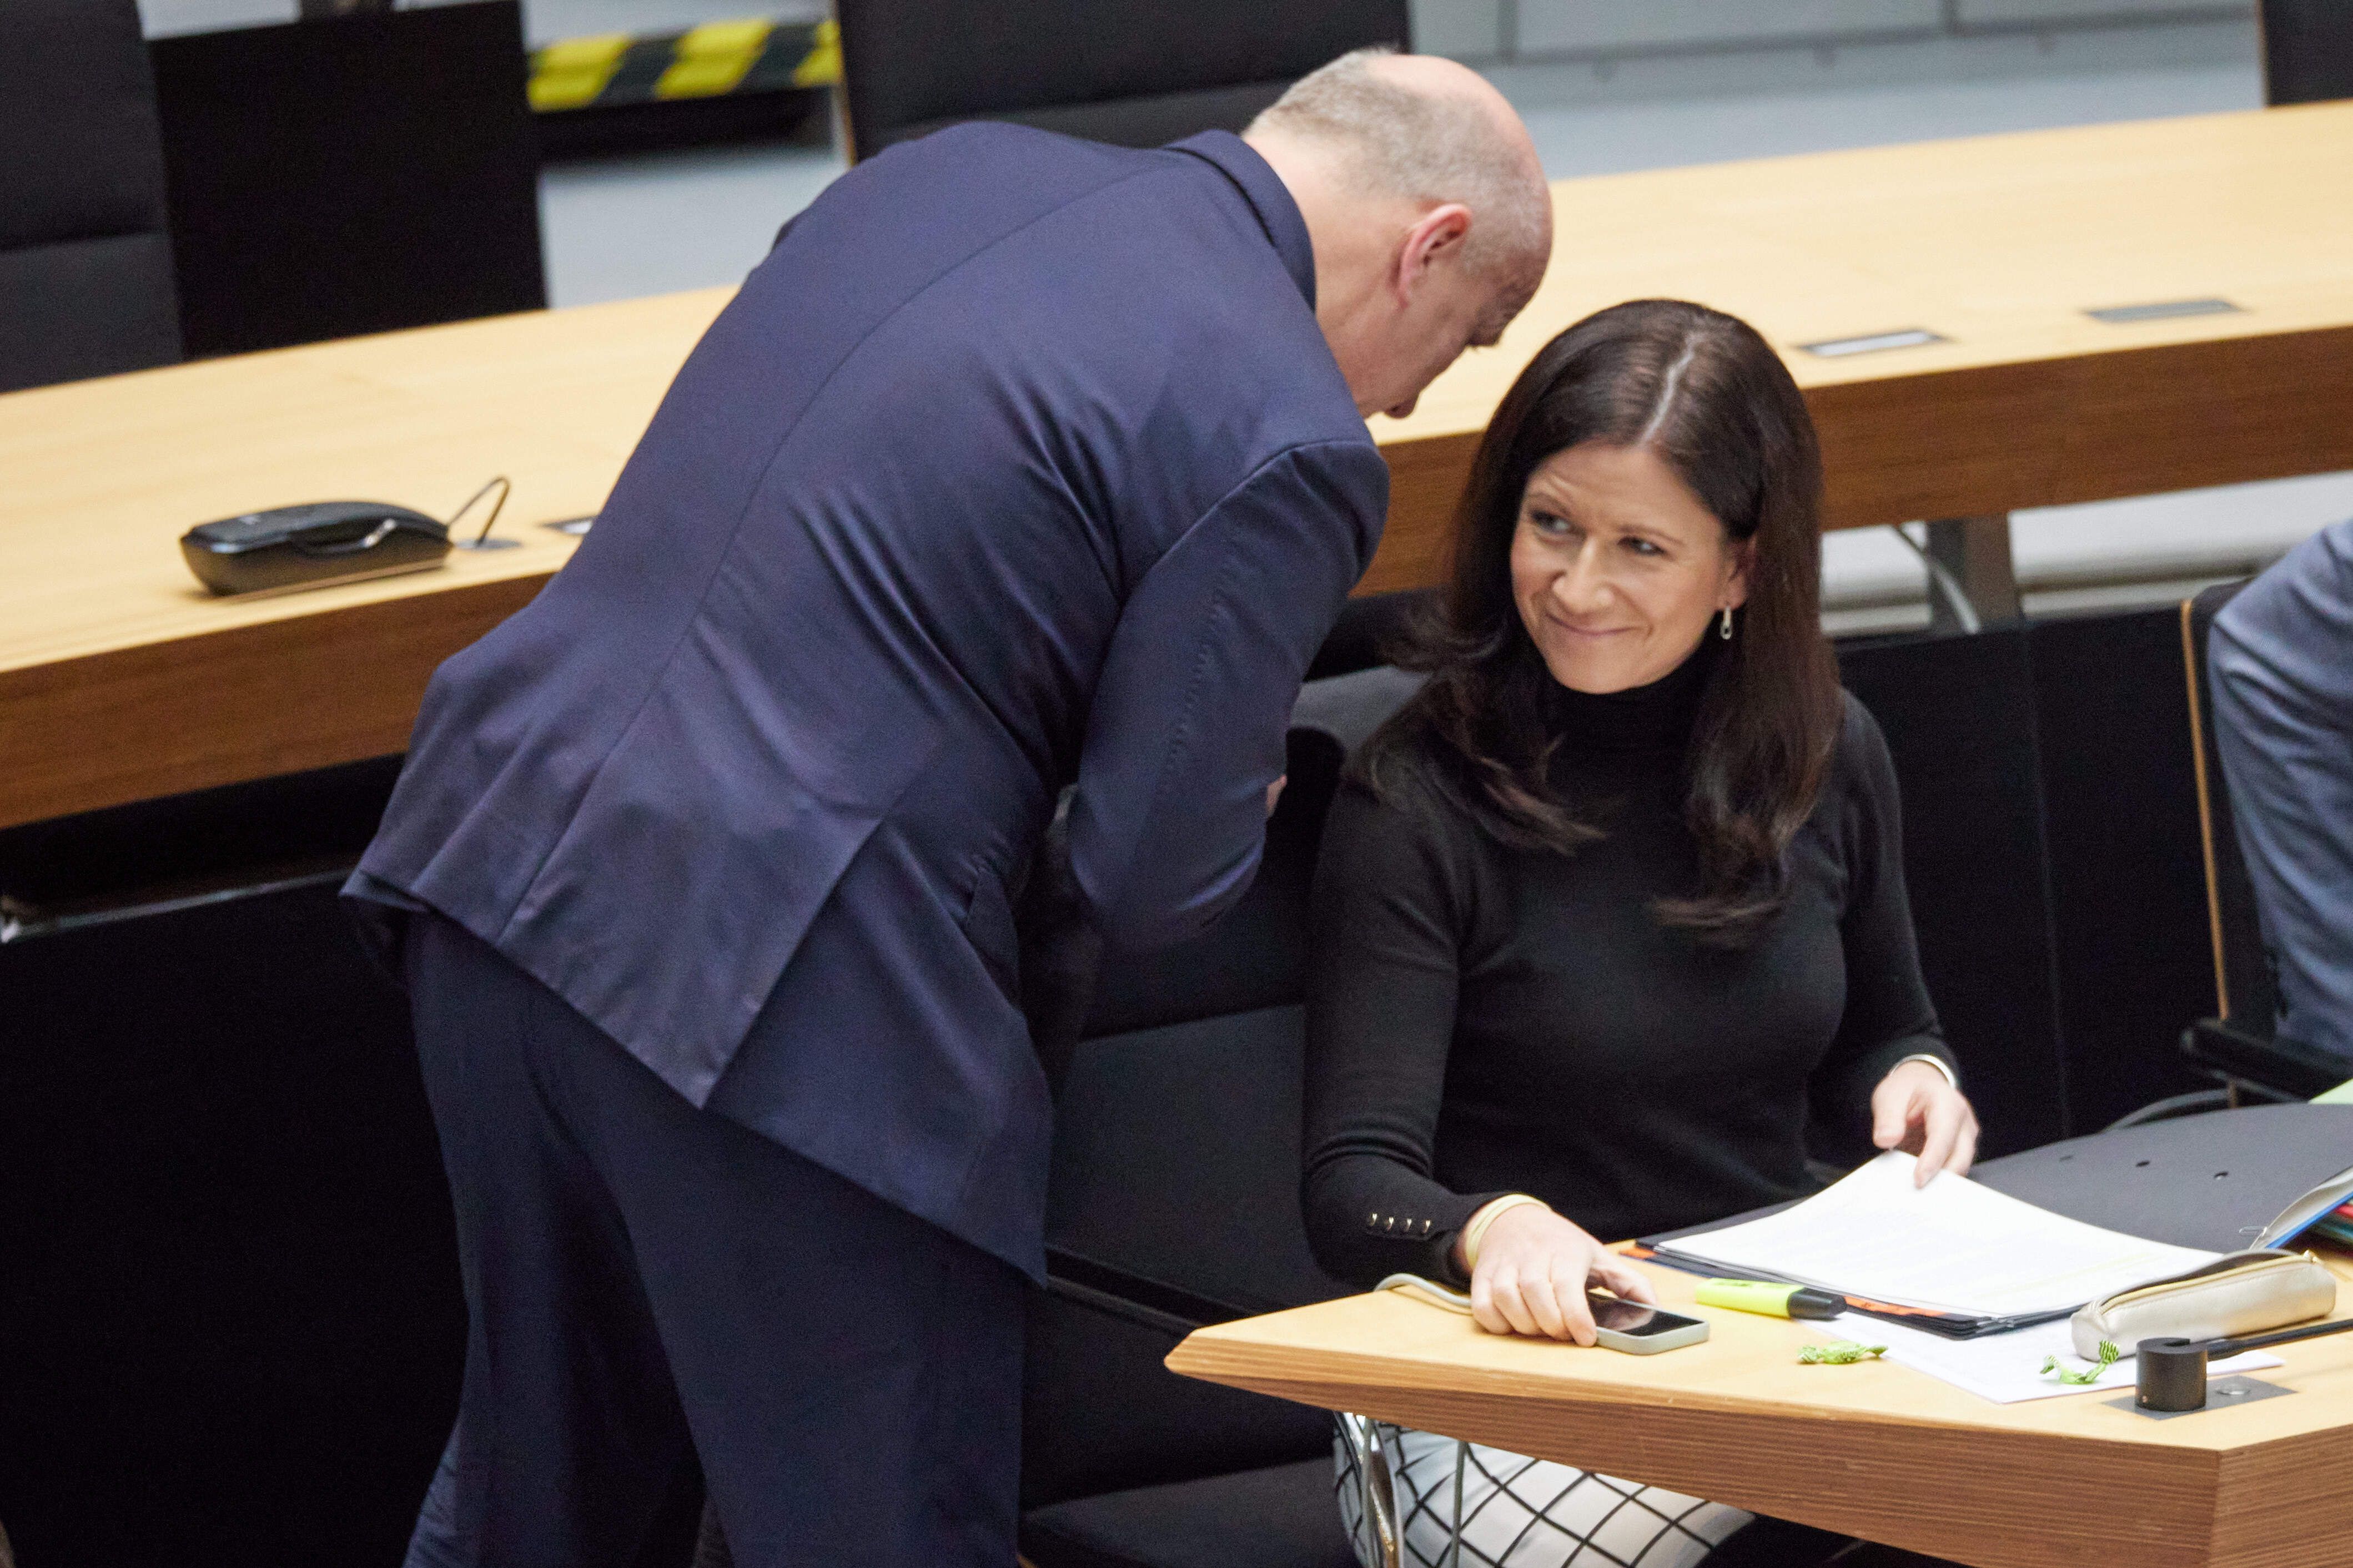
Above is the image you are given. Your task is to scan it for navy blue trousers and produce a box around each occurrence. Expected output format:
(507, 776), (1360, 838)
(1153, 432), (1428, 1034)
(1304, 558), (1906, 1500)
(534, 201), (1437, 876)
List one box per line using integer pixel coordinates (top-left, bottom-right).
(400, 912), (1025, 1568)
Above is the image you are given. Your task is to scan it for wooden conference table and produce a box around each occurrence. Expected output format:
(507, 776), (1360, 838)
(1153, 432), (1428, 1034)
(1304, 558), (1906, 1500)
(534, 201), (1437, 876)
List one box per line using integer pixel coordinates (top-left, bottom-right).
(4, 103), (2352, 832)
(1167, 1246), (2353, 1568)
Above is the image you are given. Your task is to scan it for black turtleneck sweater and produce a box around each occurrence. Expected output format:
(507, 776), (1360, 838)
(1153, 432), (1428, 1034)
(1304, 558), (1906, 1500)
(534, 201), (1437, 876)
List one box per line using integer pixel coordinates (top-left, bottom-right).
(1300, 649), (1952, 1288)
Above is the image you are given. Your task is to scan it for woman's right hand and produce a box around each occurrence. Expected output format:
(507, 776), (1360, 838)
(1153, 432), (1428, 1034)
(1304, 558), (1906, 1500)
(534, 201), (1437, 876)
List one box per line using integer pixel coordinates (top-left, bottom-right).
(1460, 1201), (1657, 1344)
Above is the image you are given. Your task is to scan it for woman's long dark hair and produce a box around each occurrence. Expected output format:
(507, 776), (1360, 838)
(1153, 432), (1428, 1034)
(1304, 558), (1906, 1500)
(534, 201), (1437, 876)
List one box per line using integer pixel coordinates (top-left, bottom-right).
(1371, 298), (1843, 944)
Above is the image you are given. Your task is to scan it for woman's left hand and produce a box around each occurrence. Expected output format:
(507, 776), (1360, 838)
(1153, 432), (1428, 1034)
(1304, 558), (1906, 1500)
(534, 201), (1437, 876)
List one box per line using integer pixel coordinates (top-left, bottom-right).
(1871, 1060), (1979, 1186)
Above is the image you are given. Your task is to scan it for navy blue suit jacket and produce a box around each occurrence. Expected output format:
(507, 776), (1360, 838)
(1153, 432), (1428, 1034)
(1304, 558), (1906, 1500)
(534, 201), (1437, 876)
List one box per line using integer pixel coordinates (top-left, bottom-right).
(351, 127), (1387, 1274)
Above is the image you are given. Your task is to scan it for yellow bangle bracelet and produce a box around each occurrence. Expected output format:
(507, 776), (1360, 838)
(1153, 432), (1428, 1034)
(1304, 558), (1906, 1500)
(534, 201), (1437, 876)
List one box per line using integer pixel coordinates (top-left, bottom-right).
(1461, 1194), (1549, 1271)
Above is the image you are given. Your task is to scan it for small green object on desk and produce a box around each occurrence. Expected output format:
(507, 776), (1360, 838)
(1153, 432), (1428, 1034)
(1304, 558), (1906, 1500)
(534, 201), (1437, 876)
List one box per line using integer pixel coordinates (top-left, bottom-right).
(1798, 1341), (1888, 1364)
(2040, 1339), (2120, 1385)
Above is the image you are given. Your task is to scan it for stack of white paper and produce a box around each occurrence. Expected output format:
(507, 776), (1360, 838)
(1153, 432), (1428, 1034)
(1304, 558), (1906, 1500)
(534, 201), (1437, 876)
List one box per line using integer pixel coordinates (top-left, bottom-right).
(1854, 1313), (2281, 1403)
(1660, 1152), (2219, 1321)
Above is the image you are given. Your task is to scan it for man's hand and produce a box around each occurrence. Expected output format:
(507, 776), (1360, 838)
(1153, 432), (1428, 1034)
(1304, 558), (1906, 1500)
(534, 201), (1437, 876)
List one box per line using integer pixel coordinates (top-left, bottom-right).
(1871, 1060), (1979, 1186)
(1265, 775), (1287, 817)
(1459, 1202), (1656, 1344)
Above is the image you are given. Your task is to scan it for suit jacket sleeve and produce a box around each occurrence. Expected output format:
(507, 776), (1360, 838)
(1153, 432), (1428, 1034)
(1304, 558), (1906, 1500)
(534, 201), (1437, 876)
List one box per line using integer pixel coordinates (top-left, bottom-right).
(1067, 439), (1385, 952)
(2211, 521), (2353, 1063)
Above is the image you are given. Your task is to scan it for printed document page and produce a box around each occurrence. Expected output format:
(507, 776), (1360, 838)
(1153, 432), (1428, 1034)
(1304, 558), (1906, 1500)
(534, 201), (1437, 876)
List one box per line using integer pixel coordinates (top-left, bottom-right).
(1857, 1313), (2280, 1403)
(1663, 1152), (2219, 1318)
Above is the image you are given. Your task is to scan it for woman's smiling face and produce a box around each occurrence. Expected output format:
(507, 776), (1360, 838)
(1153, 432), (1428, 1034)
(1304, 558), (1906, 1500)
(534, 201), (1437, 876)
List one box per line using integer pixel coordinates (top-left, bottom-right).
(1508, 441), (1748, 695)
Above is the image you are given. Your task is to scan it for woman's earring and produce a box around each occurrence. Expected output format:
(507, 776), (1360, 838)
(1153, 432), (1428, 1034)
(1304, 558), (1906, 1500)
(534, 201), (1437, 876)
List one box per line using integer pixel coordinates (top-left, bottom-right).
(1718, 606), (1734, 641)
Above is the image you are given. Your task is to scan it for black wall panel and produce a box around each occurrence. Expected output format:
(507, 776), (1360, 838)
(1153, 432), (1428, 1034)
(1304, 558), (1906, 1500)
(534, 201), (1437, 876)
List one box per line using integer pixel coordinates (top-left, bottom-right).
(1835, 612), (2223, 1150)
(0, 884), (457, 1568)
(2028, 609), (2217, 1132)
(1836, 628), (2070, 1158)
(152, 2), (544, 359)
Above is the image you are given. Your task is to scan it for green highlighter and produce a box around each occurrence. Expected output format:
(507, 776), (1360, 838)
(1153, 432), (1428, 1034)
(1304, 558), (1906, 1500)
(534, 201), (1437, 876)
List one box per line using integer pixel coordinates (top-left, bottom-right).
(1696, 1279), (1846, 1320)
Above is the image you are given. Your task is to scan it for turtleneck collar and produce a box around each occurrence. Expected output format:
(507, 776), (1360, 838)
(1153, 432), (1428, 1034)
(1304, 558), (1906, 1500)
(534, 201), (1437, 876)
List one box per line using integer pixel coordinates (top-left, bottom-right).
(1541, 634), (1719, 758)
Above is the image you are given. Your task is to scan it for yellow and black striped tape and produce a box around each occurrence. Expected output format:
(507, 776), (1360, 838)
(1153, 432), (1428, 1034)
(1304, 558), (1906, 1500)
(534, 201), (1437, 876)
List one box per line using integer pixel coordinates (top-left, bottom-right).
(530, 17), (839, 113)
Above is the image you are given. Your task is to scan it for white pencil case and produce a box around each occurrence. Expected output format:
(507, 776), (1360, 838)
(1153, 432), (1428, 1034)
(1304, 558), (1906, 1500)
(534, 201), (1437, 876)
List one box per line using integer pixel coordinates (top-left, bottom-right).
(2071, 1248), (2336, 1359)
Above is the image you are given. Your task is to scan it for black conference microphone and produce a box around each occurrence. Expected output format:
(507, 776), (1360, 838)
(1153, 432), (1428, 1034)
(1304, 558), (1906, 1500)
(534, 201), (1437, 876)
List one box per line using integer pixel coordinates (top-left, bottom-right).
(179, 476), (514, 597)
(2135, 1315), (2353, 1411)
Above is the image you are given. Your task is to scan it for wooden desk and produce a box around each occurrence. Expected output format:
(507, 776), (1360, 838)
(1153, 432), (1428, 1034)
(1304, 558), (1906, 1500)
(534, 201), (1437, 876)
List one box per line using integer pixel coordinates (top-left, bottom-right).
(1370, 99), (2353, 593)
(0, 290), (726, 831)
(1167, 1251), (2353, 1568)
(6, 104), (2351, 830)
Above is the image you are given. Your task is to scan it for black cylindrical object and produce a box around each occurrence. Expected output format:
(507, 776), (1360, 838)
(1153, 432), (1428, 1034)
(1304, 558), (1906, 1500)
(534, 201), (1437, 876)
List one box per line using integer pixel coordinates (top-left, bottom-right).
(2136, 1337), (2209, 1411)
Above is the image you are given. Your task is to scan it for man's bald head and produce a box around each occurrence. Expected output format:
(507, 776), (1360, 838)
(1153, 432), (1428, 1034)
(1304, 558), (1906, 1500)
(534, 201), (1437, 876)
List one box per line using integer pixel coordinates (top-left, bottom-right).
(1247, 47), (1551, 312)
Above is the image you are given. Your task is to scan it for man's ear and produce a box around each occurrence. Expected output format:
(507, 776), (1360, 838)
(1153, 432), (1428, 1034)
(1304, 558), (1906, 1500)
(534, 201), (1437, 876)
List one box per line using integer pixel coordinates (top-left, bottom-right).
(1392, 203), (1473, 308)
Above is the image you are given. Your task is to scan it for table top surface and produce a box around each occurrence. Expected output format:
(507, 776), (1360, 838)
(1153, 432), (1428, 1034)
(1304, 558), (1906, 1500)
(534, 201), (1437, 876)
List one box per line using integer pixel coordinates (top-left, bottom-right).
(1377, 98), (2353, 453)
(5, 100), (2349, 684)
(1169, 1246), (2353, 1456)
(0, 287), (727, 681)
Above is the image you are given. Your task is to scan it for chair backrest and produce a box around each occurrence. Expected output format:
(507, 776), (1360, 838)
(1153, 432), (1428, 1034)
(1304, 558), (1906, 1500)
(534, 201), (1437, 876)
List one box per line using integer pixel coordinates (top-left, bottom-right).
(832, 0), (1410, 160)
(1023, 665), (1420, 1509)
(1047, 666), (1427, 1309)
(2182, 581), (2278, 1036)
(2261, 0), (2353, 105)
(150, 1), (545, 358)
(0, 0), (181, 392)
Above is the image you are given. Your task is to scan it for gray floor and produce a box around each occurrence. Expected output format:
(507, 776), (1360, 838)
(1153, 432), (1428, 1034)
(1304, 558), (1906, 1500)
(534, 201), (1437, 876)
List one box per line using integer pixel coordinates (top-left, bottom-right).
(1503, 17), (2265, 177)
(514, 0), (827, 40)
(541, 144), (838, 310)
(135, 0), (827, 39)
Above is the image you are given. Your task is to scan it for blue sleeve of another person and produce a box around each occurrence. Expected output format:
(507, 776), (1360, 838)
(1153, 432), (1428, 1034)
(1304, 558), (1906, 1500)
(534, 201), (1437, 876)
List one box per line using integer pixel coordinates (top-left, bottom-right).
(2210, 518), (2353, 1066)
(1067, 439), (1386, 952)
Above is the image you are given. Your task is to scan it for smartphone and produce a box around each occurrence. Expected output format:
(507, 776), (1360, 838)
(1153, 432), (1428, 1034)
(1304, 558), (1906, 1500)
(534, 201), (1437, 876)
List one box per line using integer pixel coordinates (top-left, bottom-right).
(1380, 1275), (1711, 1354)
(1589, 1293), (1710, 1354)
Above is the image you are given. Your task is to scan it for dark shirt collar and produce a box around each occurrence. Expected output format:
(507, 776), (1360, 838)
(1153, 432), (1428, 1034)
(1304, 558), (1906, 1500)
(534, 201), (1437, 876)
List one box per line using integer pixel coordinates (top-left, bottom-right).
(1168, 130), (1316, 310)
(1542, 635), (1721, 759)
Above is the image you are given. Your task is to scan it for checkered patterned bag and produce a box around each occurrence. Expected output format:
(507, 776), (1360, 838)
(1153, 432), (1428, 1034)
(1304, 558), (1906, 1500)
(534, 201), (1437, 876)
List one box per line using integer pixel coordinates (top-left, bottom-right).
(1333, 1414), (1753, 1568)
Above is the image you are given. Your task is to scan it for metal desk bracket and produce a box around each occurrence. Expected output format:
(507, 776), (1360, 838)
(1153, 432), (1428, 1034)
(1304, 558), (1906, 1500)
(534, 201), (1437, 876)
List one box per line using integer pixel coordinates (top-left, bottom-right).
(2106, 1374), (2296, 1420)
(1893, 513), (2023, 634)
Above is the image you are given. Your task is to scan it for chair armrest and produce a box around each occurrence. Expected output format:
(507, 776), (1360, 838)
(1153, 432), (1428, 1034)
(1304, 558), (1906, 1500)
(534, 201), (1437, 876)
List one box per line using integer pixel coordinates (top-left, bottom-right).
(1043, 1246), (1265, 1336)
(2180, 1019), (2351, 1101)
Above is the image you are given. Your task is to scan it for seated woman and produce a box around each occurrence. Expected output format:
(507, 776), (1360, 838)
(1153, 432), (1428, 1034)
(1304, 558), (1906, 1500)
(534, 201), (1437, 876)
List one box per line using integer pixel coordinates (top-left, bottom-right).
(1304, 298), (1980, 1568)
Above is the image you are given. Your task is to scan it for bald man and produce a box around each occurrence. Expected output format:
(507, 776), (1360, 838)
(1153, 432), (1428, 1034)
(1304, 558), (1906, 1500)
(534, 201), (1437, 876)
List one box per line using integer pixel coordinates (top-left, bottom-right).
(350, 49), (1549, 1568)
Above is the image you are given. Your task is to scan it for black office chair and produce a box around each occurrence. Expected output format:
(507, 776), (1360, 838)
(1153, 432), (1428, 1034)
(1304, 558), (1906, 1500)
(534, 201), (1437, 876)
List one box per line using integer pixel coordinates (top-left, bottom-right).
(832, 0), (1410, 161)
(1022, 1013), (1358, 1568)
(2173, 582), (2349, 1107)
(0, 0), (182, 392)
(1015, 666), (1404, 1568)
(2261, 0), (2353, 105)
